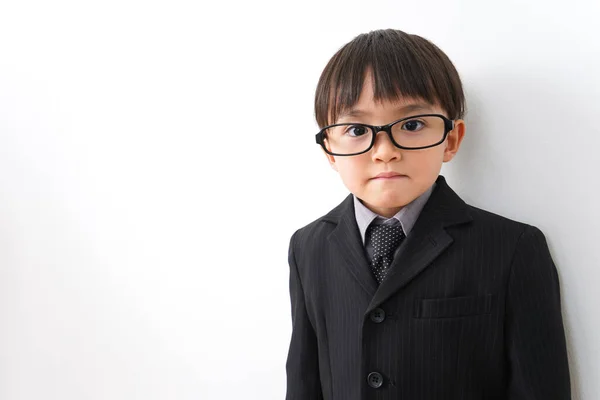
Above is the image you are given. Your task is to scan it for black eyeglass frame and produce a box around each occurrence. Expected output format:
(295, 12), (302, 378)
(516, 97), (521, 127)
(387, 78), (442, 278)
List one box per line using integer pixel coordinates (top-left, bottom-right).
(315, 113), (455, 156)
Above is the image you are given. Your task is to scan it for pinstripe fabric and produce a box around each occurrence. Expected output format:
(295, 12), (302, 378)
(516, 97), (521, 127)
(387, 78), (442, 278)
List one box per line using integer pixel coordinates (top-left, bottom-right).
(285, 175), (570, 400)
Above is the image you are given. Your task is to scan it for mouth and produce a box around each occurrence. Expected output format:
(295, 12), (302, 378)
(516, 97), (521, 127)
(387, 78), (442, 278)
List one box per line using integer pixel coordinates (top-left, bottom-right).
(372, 173), (407, 180)
(372, 176), (407, 181)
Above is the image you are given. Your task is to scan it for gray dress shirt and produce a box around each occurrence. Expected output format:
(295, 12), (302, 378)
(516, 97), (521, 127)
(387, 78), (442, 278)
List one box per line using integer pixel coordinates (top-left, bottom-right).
(353, 182), (436, 263)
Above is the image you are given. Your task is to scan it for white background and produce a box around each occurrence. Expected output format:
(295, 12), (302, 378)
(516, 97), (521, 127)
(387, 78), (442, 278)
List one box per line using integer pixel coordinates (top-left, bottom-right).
(0, 0), (598, 399)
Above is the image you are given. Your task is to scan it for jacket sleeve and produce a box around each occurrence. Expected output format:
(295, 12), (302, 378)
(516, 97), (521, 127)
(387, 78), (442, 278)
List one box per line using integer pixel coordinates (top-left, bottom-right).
(505, 224), (571, 399)
(285, 230), (324, 400)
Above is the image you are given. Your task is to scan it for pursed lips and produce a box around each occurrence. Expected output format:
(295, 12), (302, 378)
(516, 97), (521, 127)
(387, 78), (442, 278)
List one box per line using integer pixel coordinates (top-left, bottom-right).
(372, 172), (406, 179)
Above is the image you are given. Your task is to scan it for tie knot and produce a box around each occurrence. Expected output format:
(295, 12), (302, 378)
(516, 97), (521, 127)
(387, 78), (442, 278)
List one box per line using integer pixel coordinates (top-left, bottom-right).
(367, 222), (405, 251)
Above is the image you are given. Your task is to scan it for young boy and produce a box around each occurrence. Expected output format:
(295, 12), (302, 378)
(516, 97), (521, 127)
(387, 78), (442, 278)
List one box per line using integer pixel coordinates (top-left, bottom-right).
(285, 29), (571, 399)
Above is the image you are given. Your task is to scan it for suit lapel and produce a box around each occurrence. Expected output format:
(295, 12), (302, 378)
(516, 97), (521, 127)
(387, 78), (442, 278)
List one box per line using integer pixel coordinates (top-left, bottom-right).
(327, 200), (379, 297)
(365, 213), (454, 314)
(324, 175), (473, 310)
(366, 175), (473, 312)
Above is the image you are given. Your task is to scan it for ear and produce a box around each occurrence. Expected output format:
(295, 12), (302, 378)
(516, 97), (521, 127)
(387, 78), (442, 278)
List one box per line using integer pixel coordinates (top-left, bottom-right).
(321, 143), (338, 172)
(443, 119), (466, 162)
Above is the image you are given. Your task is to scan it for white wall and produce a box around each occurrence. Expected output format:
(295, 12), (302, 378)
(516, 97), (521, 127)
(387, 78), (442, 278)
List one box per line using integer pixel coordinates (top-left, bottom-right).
(0, 0), (597, 399)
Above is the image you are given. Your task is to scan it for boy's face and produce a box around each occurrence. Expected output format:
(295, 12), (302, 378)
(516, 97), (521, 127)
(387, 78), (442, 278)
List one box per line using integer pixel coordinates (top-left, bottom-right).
(322, 71), (466, 218)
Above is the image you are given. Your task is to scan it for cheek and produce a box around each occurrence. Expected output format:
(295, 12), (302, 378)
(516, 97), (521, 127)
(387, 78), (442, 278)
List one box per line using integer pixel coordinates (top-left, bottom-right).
(336, 159), (367, 185)
(406, 148), (445, 169)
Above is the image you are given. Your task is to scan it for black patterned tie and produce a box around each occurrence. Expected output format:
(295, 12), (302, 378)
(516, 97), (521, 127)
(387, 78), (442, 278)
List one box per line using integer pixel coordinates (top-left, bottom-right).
(366, 222), (405, 284)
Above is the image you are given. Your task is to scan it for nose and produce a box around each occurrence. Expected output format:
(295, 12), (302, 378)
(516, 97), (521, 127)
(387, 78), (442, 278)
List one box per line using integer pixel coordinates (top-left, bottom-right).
(371, 129), (400, 161)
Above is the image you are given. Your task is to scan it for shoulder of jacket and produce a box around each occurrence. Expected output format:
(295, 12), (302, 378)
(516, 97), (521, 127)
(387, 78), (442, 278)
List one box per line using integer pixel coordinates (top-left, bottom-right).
(464, 203), (531, 235)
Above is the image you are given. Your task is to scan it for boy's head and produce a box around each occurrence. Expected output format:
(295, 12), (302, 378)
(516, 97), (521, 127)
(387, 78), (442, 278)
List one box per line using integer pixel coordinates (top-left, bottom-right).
(315, 29), (466, 218)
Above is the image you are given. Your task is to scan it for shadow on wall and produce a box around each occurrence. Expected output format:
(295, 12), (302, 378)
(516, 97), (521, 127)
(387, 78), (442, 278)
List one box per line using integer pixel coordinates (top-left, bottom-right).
(449, 69), (591, 399)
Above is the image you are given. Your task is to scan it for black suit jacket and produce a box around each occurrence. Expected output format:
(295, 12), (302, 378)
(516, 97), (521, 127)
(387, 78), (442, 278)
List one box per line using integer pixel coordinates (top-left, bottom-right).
(285, 175), (570, 399)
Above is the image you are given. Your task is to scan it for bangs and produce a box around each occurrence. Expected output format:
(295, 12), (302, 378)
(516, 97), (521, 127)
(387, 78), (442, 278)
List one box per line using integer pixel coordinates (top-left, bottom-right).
(314, 29), (465, 128)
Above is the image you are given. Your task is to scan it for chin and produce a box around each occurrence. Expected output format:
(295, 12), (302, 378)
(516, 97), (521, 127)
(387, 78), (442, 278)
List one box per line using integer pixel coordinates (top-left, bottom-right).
(363, 194), (411, 209)
(375, 190), (412, 203)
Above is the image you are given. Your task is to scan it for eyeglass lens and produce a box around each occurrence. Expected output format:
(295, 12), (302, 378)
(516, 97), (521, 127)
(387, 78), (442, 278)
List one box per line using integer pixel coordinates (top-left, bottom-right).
(323, 115), (446, 155)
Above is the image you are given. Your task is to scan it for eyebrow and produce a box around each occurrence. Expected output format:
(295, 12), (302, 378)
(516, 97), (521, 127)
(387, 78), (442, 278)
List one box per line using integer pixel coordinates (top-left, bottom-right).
(337, 103), (434, 120)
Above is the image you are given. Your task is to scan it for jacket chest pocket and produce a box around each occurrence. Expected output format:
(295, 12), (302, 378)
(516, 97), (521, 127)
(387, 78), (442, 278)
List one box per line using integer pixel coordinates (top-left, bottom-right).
(413, 294), (494, 319)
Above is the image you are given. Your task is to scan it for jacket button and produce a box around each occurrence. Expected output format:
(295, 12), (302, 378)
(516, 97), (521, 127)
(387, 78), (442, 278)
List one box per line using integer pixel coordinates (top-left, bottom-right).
(369, 308), (386, 323)
(367, 371), (384, 388)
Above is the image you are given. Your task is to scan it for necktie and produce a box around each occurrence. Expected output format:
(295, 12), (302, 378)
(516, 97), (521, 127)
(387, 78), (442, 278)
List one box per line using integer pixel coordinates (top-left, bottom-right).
(366, 221), (406, 284)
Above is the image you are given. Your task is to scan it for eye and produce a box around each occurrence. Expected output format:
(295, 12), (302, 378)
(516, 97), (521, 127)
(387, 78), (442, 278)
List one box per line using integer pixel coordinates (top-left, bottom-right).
(401, 119), (425, 132)
(345, 125), (370, 137)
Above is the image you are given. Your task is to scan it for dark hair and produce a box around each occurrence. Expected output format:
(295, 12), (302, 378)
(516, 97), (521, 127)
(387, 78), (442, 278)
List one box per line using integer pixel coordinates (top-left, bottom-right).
(314, 29), (466, 128)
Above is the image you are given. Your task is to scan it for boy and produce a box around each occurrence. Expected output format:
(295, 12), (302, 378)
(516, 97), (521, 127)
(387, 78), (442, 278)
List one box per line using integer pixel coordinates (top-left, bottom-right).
(285, 29), (571, 399)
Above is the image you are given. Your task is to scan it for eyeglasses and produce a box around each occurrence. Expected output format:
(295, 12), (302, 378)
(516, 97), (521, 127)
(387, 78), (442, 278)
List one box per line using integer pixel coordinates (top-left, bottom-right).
(315, 113), (455, 156)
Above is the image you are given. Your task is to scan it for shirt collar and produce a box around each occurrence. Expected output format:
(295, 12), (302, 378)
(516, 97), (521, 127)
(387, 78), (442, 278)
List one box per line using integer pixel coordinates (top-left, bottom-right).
(353, 182), (436, 245)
